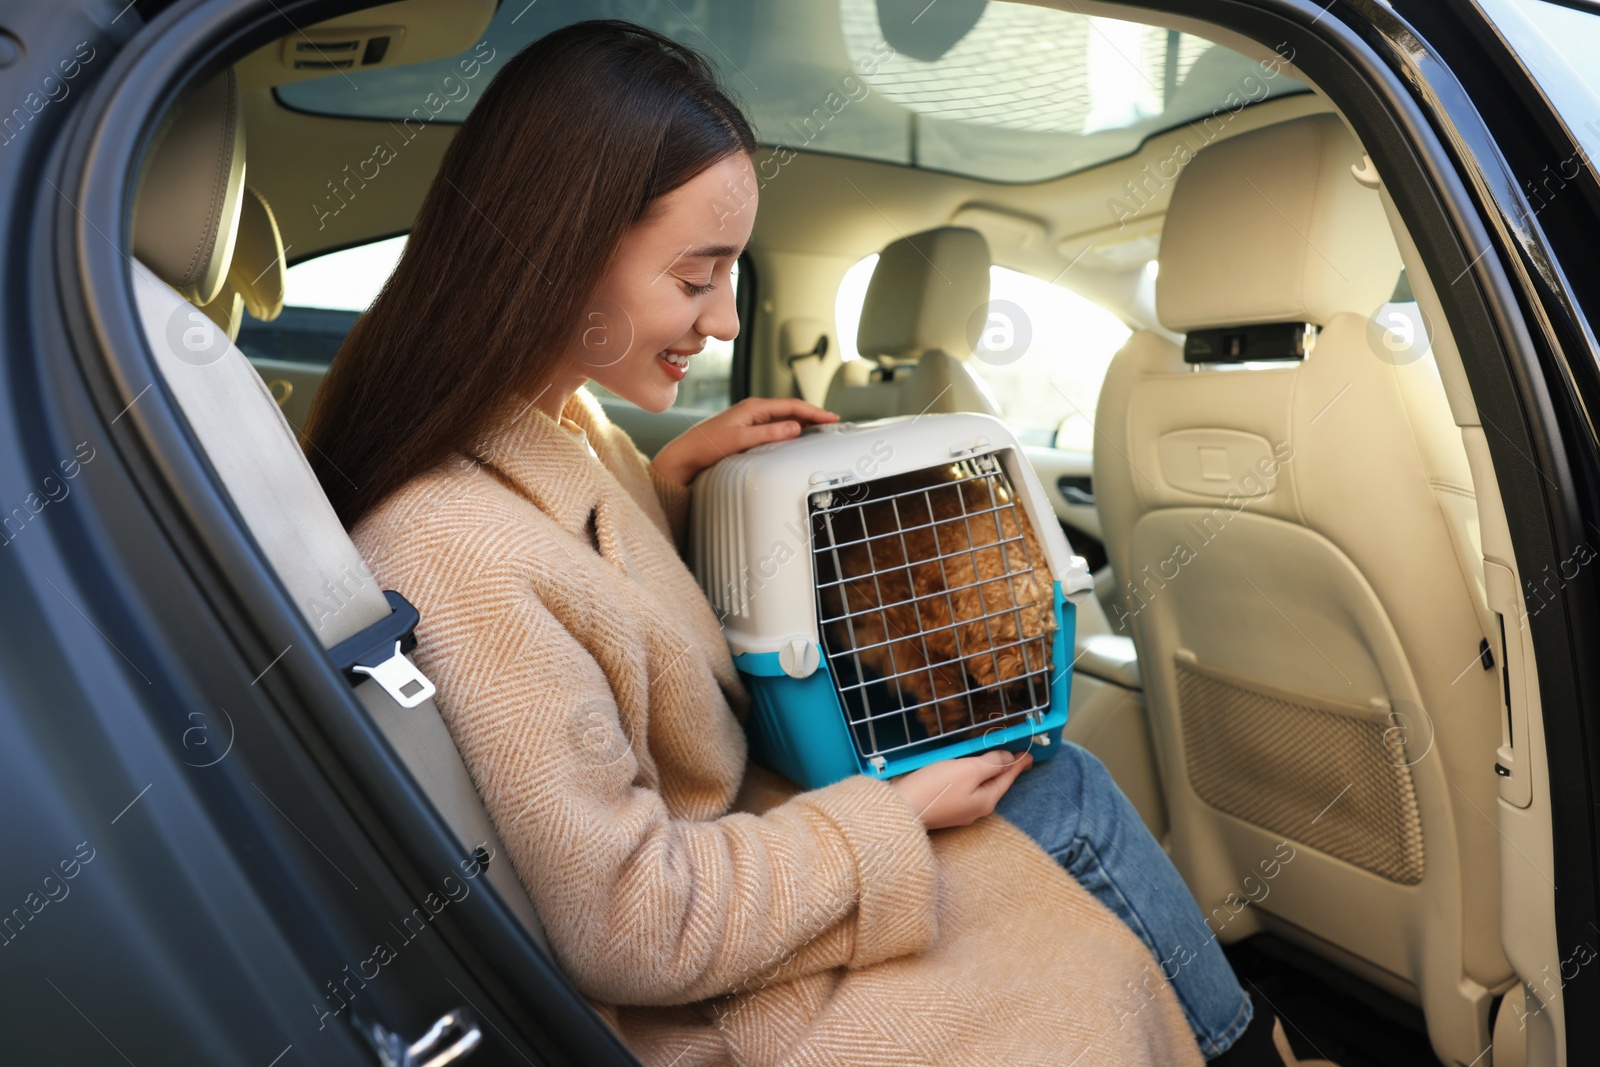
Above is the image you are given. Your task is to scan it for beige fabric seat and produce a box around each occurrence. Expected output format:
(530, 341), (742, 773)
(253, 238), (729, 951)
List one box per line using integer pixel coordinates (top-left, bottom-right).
(1092, 113), (1510, 1063)
(825, 226), (1004, 419)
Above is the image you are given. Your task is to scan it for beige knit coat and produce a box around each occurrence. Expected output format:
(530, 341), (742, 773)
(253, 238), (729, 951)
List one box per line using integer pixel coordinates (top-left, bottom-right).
(352, 386), (1206, 1067)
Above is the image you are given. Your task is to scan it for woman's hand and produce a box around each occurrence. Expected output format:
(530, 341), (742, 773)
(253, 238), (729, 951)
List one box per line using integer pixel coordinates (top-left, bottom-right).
(651, 397), (839, 488)
(887, 749), (1034, 831)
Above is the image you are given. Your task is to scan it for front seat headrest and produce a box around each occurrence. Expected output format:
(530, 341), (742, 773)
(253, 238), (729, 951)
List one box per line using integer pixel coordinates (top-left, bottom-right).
(1157, 112), (1402, 333)
(228, 186), (285, 320)
(132, 66), (246, 307)
(198, 185), (286, 341)
(857, 226), (990, 364)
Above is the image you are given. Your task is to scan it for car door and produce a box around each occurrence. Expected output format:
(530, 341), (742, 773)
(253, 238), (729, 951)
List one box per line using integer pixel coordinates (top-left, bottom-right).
(1360, 0), (1600, 1053)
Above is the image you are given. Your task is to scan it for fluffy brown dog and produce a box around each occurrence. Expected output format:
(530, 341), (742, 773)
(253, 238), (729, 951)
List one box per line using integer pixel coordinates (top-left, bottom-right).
(813, 459), (1058, 746)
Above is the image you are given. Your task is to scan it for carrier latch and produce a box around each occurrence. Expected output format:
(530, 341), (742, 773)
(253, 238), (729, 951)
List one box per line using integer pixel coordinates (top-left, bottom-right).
(949, 435), (992, 460)
(1063, 554), (1096, 602)
(808, 469), (861, 510)
(778, 637), (821, 679)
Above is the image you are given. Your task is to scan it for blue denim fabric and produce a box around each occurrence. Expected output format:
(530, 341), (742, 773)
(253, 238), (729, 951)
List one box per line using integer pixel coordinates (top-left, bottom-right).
(991, 739), (1252, 1059)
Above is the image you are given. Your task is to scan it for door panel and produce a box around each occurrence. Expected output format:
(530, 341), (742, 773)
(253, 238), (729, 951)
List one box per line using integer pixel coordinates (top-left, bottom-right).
(1022, 444), (1100, 542)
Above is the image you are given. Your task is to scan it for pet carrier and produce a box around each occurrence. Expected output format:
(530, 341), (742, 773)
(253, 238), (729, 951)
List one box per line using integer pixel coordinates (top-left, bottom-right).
(688, 412), (1094, 789)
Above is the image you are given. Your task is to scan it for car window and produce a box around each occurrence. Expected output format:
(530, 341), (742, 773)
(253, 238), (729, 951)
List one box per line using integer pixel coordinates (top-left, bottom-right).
(237, 237), (739, 417)
(834, 254), (1132, 448)
(1489, 0), (1600, 164)
(235, 233), (406, 365)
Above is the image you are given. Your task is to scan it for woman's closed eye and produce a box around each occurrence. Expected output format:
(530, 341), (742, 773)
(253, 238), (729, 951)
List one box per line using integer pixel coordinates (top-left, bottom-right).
(681, 279), (716, 296)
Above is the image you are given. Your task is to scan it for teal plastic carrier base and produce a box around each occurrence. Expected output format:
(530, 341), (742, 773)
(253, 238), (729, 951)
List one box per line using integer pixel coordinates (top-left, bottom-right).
(734, 581), (1076, 790)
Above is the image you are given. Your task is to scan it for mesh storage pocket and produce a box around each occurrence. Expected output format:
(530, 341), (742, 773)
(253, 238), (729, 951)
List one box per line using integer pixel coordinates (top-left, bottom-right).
(1175, 655), (1425, 885)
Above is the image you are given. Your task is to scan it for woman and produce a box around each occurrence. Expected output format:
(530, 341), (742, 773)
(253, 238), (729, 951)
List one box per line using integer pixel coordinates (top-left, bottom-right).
(304, 19), (1322, 1067)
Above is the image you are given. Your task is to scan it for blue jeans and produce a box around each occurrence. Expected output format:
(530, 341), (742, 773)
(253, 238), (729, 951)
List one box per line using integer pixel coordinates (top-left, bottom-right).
(992, 739), (1252, 1059)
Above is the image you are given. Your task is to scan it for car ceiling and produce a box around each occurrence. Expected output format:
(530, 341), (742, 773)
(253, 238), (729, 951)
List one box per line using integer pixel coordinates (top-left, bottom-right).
(228, 0), (1335, 330)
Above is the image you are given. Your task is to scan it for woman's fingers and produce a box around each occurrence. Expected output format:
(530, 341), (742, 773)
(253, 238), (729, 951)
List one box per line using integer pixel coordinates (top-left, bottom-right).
(991, 754), (1031, 788)
(740, 397), (838, 427)
(972, 751), (1032, 806)
(747, 420), (801, 446)
(973, 749), (1029, 779)
(697, 399), (840, 464)
(893, 750), (1035, 829)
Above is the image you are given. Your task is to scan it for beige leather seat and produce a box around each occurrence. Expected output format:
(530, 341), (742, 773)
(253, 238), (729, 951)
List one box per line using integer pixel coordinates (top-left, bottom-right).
(825, 226), (1004, 419)
(1093, 113), (1509, 1062)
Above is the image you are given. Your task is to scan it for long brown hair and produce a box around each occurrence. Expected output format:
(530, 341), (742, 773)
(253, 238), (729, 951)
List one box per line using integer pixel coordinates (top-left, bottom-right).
(302, 19), (757, 529)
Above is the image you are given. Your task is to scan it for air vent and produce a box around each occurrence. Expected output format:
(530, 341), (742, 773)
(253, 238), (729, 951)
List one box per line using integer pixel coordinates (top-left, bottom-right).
(279, 26), (404, 71)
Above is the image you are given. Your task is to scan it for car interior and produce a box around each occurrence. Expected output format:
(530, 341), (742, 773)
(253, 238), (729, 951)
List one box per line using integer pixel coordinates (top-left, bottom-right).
(122, 1), (1563, 1064)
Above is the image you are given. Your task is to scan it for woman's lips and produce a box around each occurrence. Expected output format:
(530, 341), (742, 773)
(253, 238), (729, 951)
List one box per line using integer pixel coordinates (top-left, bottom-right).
(658, 351), (689, 381)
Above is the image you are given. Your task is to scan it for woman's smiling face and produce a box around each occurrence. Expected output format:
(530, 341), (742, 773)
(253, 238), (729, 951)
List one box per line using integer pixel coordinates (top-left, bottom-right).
(568, 152), (756, 413)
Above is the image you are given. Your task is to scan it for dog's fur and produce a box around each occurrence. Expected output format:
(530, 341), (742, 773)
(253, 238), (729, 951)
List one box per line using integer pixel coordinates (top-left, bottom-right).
(815, 462), (1057, 743)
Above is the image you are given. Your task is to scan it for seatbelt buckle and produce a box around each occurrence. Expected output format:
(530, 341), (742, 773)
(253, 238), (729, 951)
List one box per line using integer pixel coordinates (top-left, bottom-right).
(352, 642), (436, 708)
(330, 590), (437, 708)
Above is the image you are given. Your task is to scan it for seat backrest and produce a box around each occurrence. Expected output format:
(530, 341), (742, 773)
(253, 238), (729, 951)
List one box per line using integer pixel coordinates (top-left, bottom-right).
(130, 66), (549, 950)
(826, 226), (1004, 419)
(1092, 112), (1508, 1061)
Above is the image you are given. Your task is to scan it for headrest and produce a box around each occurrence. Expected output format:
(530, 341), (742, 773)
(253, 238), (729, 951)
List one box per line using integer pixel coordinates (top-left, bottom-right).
(1157, 113), (1402, 333)
(857, 226), (990, 363)
(196, 186), (285, 341)
(132, 67), (246, 307)
(230, 187), (286, 320)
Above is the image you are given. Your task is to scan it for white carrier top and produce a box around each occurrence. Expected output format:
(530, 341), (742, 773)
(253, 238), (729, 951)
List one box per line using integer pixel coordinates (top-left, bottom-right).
(689, 411), (1092, 659)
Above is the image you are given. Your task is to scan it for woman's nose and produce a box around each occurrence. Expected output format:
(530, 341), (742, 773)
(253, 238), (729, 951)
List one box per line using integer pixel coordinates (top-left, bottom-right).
(697, 285), (740, 343)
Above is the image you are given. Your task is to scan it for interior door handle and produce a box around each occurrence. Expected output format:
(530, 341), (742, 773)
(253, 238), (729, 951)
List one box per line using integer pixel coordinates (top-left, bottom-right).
(1057, 475), (1094, 506)
(359, 1006), (483, 1066)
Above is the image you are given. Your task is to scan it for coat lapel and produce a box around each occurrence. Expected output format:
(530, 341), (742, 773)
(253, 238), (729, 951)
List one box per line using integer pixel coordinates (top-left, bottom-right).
(472, 392), (606, 546)
(472, 388), (755, 740)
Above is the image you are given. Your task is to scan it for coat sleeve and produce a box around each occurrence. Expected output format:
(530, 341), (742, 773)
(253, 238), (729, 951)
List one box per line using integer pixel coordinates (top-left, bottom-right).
(423, 571), (940, 1008)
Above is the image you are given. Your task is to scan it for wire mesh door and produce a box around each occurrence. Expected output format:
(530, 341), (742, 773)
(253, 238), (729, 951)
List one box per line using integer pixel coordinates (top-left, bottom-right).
(810, 453), (1058, 772)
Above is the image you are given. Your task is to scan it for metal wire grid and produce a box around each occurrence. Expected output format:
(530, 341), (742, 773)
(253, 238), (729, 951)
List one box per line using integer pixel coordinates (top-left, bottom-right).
(810, 455), (1054, 767)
